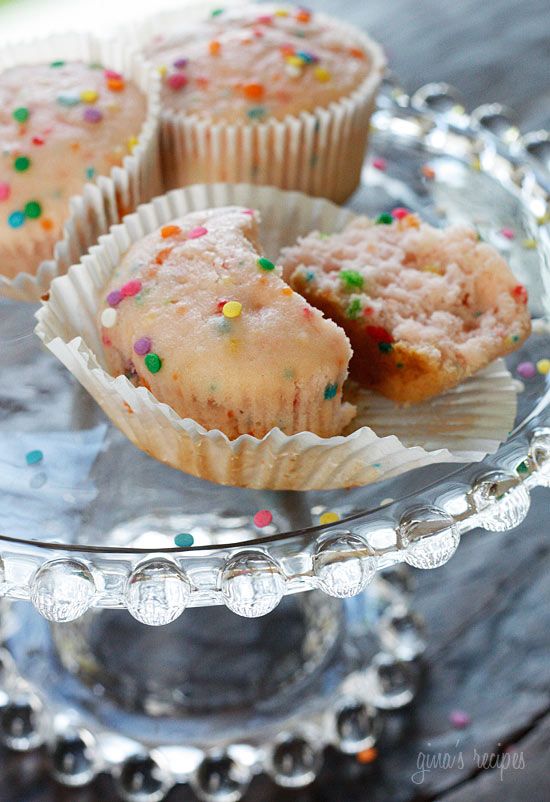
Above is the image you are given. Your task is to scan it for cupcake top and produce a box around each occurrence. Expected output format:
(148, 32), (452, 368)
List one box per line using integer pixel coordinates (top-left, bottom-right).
(144, 3), (375, 123)
(0, 61), (147, 279)
(99, 206), (354, 439)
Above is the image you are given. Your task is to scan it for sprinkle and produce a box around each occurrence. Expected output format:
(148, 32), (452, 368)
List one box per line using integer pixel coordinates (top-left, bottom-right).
(41, 218), (54, 231)
(372, 157), (387, 171)
(14, 155), (30, 172)
(313, 66), (331, 82)
(0, 182), (11, 201)
(366, 325), (394, 344)
(8, 211), (25, 228)
(522, 238), (537, 250)
(378, 341), (393, 353)
(324, 382), (338, 400)
(80, 89), (99, 104)
(12, 106), (29, 123)
(285, 64), (302, 78)
(257, 256), (275, 271)
(536, 358), (550, 375)
(392, 206), (410, 220)
(104, 69), (123, 81)
(511, 284), (528, 304)
(346, 298), (362, 319)
(107, 77), (125, 92)
(286, 55), (304, 68)
(84, 107), (103, 123)
(188, 226), (208, 239)
(167, 73), (188, 90)
(57, 93), (80, 107)
(173, 58), (189, 69)
(449, 710), (471, 729)
(516, 361), (536, 379)
(120, 279), (142, 298)
(340, 269), (364, 290)
(421, 164), (436, 180)
(247, 106), (267, 120)
(349, 47), (366, 59)
(375, 212), (393, 225)
(209, 40), (221, 56)
(101, 308), (117, 328)
(319, 511), (340, 525)
(516, 460), (530, 475)
(107, 290), (123, 307)
(281, 287), (293, 297)
(161, 224), (182, 239)
(296, 9), (311, 22)
(32, 136), (45, 146)
(174, 533), (194, 547)
(133, 336), (152, 356)
(23, 200), (41, 219)
(145, 353), (162, 373)
(26, 449), (43, 465)
(50, 60), (65, 68)
(274, 8), (289, 16)
(357, 748), (378, 764)
(222, 300), (242, 318)
(211, 6), (224, 15)
(500, 227), (515, 240)
(253, 509), (273, 528)
(243, 82), (264, 100)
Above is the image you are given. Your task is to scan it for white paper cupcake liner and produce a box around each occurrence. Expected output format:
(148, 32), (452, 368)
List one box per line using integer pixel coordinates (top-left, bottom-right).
(35, 183), (521, 491)
(0, 32), (162, 303)
(123, 3), (385, 203)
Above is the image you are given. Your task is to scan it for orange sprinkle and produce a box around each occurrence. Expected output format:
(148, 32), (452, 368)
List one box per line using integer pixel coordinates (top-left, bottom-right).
(349, 47), (365, 59)
(161, 224), (182, 239)
(123, 401), (134, 415)
(296, 9), (311, 22)
(280, 44), (295, 56)
(421, 164), (436, 180)
(40, 217), (54, 231)
(209, 40), (221, 56)
(155, 247), (173, 264)
(243, 82), (264, 100)
(107, 77), (125, 92)
(357, 747), (378, 765)
(281, 287), (293, 297)
(70, 142), (80, 152)
(399, 213), (421, 229)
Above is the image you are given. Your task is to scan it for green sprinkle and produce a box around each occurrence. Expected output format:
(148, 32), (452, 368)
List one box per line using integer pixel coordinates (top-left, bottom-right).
(378, 342), (393, 354)
(340, 269), (364, 290)
(324, 382), (338, 400)
(511, 334), (520, 343)
(211, 7), (224, 15)
(14, 156), (30, 172)
(305, 270), (316, 282)
(24, 201), (41, 219)
(346, 298), (362, 319)
(174, 533), (194, 547)
(86, 166), (96, 180)
(516, 460), (529, 475)
(375, 212), (393, 225)
(144, 353), (162, 373)
(50, 60), (65, 68)
(12, 107), (29, 123)
(247, 106), (267, 120)
(26, 449), (43, 466)
(257, 257), (275, 271)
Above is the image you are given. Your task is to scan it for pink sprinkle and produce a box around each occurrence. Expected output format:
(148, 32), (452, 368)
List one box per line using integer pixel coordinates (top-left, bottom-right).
(0, 181), (10, 202)
(254, 510), (273, 528)
(133, 337), (152, 356)
(167, 73), (188, 91)
(500, 227), (515, 240)
(391, 207), (410, 220)
(257, 14), (273, 24)
(517, 361), (536, 379)
(120, 280), (142, 298)
(449, 710), (471, 729)
(372, 157), (387, 171)
(243, 209), (255, 215)
(107, 290), (123, 307)
(188, 226), (208, 239)
(105, 69), (123, 81)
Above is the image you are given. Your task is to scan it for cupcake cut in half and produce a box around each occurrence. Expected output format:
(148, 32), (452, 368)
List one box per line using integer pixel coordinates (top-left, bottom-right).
(0, 60), (147, 279)
(99, 206), (354, 439)
(280, 213), (531, 403)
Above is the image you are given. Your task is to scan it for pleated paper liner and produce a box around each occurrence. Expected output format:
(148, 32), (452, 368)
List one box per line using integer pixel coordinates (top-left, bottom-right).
(0, 32), (162, 303)
(35, 183), (520, 491)
(122, 3), (385, 203)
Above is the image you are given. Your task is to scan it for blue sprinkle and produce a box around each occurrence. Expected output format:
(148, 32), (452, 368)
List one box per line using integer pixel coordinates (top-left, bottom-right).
(247, 106), (267, 120)
(296, 50), (318, 63)
(174, 533), (194, 548)
(8, 210), (25, 228)
(305, 270), (316, 282)
(25, 449), (43, 466)
(324, 382), (338, 400)
(57, 93), (80, 107)
(86, 166), (96, 180)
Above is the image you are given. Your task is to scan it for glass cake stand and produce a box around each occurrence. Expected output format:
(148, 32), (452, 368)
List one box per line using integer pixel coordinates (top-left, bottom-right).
(1, 78), (549, 801)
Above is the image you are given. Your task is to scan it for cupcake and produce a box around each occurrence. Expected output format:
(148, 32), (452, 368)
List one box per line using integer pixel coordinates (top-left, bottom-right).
(140, 3), (385, 202)
(98, 206), (354, 438)
(0, 60), (148, 283)
(280, 212), (532, 403)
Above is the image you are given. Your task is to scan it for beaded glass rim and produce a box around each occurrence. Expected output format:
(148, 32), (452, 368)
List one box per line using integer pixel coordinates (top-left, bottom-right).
(0, 78), (549, 621)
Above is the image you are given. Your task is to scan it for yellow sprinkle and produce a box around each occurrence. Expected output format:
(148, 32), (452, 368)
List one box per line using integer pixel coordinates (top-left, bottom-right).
(80, 89), (99, 104)
(314, 66), (331, 83)
(537, 213), (550, 226)
(127, 135), (139, 152)
(274, 8), (289, 16)
(320, 511), (340, 525)
(222, 300), (242, 318)
(470, 156), (481, 171)
(522, 238), (537, 250)
(423, 263), (444, 274)
(281, 287), (293, 297)
(286, 55), (304, 68)
(536, 358), (550, 375)
(158, 65), (168, 77)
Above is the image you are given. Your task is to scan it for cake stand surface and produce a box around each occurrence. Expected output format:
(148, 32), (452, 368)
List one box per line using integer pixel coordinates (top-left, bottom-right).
(0, 81), (549, 801)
